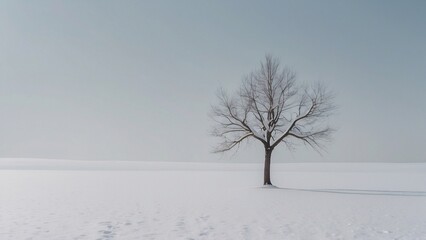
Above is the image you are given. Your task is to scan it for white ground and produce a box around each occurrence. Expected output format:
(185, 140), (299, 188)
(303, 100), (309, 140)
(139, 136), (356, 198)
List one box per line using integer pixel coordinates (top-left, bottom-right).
(1, 159), (426, 240)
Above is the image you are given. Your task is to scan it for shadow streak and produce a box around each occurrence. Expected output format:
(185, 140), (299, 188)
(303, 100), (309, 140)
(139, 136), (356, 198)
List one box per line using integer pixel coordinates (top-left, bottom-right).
(262, 186), (426, 197)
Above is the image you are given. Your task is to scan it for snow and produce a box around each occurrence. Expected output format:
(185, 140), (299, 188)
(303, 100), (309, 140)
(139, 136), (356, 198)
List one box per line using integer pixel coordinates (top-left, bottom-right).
(1, 159), (426, 239)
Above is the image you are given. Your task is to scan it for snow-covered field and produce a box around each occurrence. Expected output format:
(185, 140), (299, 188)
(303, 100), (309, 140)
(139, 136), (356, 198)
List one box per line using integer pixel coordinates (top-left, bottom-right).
(1, 159), (426, 240)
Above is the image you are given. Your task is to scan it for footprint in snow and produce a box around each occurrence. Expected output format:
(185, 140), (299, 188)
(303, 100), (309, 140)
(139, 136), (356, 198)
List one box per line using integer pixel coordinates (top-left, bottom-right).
(97, 221), (117, 240)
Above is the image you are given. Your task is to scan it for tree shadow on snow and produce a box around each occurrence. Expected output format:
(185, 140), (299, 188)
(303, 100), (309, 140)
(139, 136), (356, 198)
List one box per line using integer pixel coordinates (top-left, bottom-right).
(260, 186), (426, 197)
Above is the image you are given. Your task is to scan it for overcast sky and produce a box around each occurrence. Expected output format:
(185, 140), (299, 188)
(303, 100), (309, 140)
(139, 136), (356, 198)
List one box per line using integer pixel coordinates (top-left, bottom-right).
(1, 1), (425, 162)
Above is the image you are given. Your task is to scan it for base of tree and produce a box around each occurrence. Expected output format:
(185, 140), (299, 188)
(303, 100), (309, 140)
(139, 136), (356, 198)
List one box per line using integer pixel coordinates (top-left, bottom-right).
(261, 184), (278, 189)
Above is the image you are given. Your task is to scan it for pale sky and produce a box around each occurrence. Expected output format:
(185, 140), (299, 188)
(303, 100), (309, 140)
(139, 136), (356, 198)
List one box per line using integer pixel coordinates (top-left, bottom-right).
(1, 1), (425, 162)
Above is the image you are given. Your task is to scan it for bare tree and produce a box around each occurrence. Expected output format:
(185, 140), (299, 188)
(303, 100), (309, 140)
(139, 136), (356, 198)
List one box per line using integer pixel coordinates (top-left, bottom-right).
(211, 55), (336, 185)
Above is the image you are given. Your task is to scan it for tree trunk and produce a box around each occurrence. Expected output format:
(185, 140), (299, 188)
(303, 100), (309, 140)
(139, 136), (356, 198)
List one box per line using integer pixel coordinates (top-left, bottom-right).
(264, 149), (273, 185)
